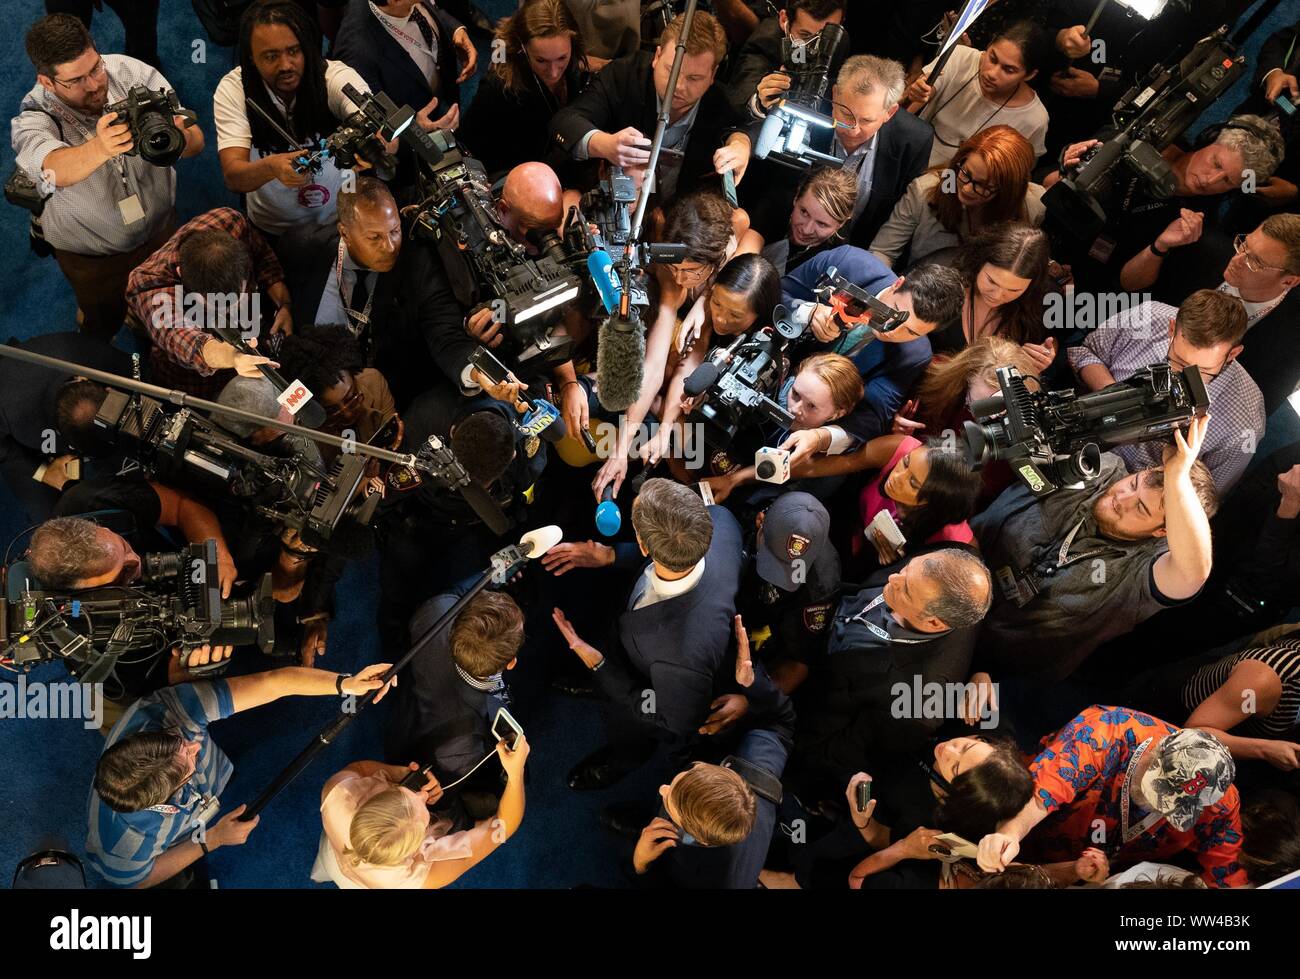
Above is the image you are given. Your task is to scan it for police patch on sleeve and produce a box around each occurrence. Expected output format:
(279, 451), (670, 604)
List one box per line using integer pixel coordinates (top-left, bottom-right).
(803, 602), (832, 632)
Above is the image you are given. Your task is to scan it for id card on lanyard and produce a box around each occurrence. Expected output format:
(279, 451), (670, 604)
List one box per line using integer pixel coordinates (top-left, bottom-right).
(50, 80), (145, 227)
(837, 592), (928, 645)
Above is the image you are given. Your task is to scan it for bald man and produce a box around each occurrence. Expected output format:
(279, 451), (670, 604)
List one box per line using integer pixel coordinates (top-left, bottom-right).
(497, 162), (565, 248)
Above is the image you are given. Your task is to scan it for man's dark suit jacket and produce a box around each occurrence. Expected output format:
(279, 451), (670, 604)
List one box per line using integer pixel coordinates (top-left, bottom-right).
(593, 505), (789, 755)
(842, 109), (934, 250)
(548, 51), (746, 198)
(331, 0), (463, 115)
(275, 223), (467, 408)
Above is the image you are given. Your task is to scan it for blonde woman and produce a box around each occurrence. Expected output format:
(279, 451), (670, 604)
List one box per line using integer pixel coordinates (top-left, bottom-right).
(311, 737), (528, 889)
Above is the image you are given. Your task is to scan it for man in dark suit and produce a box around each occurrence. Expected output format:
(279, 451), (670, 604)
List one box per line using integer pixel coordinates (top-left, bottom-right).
(552, 478), (791, 790)
(725, 0), (847, 121)
(548, 10), (751, 202)
(384, 589), (525, 828)
(791, 547), (993, 797)
(744, 54), (932, 251)
(275, 176), (467, 407)
(331, 0), (474, 132)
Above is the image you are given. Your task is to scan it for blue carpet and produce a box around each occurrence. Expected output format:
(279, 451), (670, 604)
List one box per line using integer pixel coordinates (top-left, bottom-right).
(1, 0), (1298, 890)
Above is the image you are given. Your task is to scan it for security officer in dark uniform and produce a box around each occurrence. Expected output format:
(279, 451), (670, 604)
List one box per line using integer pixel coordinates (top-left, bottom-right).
(374, 379), (548, 656)
(737, 491), (840, 693)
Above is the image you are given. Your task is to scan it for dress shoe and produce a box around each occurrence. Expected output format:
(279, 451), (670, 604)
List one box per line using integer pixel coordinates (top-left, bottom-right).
(598, 801), (653, 840)
(567, 745), (642, 790)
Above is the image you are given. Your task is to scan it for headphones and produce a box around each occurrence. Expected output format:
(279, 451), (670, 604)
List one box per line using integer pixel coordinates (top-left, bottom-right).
(1192, 118), (1286, 157)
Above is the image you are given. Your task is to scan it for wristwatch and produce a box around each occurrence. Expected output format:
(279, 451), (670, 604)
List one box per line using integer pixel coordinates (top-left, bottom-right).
(335, 672), (353, 695)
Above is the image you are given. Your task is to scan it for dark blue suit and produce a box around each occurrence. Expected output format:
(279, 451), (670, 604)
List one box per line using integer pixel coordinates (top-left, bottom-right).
(781, 244), (932, 443)
(593, 506), (788, 756)
(331, 0), (463, 117)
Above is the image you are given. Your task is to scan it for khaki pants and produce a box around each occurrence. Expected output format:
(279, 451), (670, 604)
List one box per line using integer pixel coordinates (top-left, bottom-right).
(52, 215), (176, 341)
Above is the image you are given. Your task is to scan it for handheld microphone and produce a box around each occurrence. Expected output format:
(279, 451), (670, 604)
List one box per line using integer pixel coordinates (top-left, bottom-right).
(596, 303), (646, 413)
(595, 484), (622, 537)
(588, 249), (622, 314)
(520, 398), (567, 444)
(520, 524), (563, 558)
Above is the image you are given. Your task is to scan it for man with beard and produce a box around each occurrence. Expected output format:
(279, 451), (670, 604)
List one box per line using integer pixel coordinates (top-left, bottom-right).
(12, 14), (204, 338)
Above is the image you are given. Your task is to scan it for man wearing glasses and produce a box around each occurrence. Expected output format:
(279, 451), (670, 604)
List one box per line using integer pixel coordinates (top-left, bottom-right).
(12, 14), (204, 339)
(1068, 289), (1264, 492)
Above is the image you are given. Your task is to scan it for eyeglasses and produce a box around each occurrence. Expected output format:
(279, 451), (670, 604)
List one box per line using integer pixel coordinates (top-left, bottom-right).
(52, 57), (107, 91)
(830, 101), (859, 131)
(670, 262), (714, 285)
(1166, 337), (1228, 381)
(956, 164), (996, 198)
(1232, 234), (1291, 275)
(324, 385), (365, 418)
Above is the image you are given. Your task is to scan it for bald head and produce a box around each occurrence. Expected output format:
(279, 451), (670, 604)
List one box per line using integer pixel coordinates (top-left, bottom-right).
(500, 162), (563, 239)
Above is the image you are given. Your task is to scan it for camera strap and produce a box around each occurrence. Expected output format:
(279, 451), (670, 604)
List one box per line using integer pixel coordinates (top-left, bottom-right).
(997, 518), (1122, 608)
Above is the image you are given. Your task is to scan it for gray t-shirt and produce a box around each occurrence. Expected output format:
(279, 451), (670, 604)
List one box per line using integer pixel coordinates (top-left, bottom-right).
(12, 54), (177, 255)
(970, 453), (1178, 680)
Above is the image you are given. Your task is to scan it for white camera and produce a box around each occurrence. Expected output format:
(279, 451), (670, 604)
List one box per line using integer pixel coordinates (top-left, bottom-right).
(755, 447), (791, 484)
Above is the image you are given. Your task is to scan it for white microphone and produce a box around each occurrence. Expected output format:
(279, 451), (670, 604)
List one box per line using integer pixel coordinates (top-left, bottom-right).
(519, 525), (563, 558)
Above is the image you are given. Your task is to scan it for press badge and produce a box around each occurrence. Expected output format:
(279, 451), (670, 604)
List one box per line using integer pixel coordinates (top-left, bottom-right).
(995, 565), (1038, 608)
(118, 194), (145, 225)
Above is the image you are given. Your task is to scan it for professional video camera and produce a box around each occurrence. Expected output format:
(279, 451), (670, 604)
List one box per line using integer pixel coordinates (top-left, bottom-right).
(245, 83), (407, 182)
(91, 388), (370, 548)
(811, 266), (912, 353)
(104, 85), (199, 167)
(1042, 25), (1246, 240)
(408, 130), (581, 373)
(2, 540), (274, 687)
(754, 22), (851, 170)
(963, 363), (1210, 497)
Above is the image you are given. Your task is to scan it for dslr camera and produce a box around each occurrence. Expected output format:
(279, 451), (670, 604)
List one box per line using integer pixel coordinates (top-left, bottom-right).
(104, 85), (198, 167)
(754, 22), (851, 169)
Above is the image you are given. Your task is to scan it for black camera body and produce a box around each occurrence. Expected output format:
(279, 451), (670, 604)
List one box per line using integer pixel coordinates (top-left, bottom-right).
(410, 131), (581, 373)
(105, 85), (197, 167)
(1043, 27), (1245, 240)
(2, 541), (274, 685)
(91, 388), (368, 548)
(963, 363), (1210, 497)
(754, 22), (850, 169)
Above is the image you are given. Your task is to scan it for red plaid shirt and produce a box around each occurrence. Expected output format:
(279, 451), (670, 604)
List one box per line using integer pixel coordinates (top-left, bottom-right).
(126, 208), (285, 394)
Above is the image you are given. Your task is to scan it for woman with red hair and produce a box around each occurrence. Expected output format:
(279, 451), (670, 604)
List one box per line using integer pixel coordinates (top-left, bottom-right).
(869, 124), (1046, 270)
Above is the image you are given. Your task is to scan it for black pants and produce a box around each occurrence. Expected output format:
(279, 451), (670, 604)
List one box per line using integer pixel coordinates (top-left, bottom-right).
(46, 0), (161, 69)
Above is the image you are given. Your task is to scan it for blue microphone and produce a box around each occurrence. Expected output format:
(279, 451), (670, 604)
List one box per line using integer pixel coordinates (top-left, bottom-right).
(588, 248), (622, 315)
(595, 484), (622, 537)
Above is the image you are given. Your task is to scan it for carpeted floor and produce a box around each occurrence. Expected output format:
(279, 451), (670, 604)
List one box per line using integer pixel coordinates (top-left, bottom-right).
(0, 0), (1297, 889)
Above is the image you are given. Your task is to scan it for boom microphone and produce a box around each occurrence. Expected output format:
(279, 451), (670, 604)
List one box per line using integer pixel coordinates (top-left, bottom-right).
(596, 309), (646, 413)
(595, 484), (622, 537)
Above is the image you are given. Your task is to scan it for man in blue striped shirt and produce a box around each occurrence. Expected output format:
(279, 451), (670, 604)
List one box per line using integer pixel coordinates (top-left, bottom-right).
(87, 664), (394, 888)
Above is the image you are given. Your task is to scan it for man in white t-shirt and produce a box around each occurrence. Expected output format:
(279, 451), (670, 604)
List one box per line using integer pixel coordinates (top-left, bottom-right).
(214, 0), (371, 237)
(906, 27), (1050, 168)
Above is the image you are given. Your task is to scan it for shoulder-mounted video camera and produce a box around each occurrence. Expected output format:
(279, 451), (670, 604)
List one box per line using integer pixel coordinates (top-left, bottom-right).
(2, 540), (273, 686)
(963, 363), (1210, 496)
(754, 22), (851, 170)
(104, 85), (198, 168)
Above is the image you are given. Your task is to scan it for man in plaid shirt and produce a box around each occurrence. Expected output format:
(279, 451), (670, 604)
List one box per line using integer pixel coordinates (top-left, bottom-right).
(126, 206), (293, 398)
(1067, 288), (1265, 492)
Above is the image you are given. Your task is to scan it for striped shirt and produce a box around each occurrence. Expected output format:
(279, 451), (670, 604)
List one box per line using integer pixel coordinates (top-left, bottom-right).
(11, 54), (177, 256)
(86, 681), (235, 887)
(1066, 300), (1266, 492)
(1182, 641), (1300, 739)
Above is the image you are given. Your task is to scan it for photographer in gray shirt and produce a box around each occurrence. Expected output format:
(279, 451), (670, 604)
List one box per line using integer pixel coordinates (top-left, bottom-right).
(11, 15), (203, 339)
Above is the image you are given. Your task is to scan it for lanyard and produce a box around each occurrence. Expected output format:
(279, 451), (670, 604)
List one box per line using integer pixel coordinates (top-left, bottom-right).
(1119, 737), (1166, 847)
(925, 64), (1016, 149)
(335, 239), (375, 334)
(371, 2), (435, 55)
(1047, 518), (1120, 575)
(837, 592), (930, 645)
(47, 79), (132, 200)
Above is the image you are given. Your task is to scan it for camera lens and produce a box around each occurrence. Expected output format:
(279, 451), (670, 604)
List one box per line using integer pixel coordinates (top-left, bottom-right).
(140, 551), (181, 583)
(136, 112), (185, 167)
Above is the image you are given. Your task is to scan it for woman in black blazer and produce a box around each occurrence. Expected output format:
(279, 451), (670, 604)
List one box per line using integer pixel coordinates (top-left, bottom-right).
(459, 0), (593, 183)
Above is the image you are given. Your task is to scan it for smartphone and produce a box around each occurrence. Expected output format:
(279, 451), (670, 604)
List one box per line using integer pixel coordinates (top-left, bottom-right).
(855, 779), (872, 812)
(721, 168), (738, 207)
(1277, 94), (1296, 116)
(469, 345), (513, 389)
(369, 413), (400, 448)
(492, 706), (524, 751)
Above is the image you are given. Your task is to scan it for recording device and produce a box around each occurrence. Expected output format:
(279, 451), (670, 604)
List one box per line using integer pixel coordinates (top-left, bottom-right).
(492, 706), (524, 751)
(595, 484), (621, 537)
(684, 325), (797, 452)
(963, 363), (1210, 497)
(207, 325), (327, 430)
(754, 22), (851, 170)
(4, 167), (52, 216)
(468, 345), (567, 445)
(754, 447), (790, 485)
(813, 267), (911, 345)
(408, 130), (580, 373)
(2, 540), (274, 686)
(1276, 94), (1297, 116)
(104, 85), (198, 168)
(932, 833), (979, 859)
(1043, 26), (1247, 240)
(91, 388), (370, 548)
(245, 83), (406, 182)
(855, 779), (872, 812)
